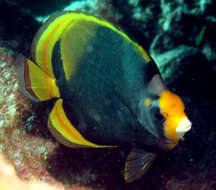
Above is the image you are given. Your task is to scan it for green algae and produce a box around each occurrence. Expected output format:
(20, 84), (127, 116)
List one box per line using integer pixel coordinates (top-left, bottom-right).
(195, 26), (206, 46)
(38, 147), (48, 161)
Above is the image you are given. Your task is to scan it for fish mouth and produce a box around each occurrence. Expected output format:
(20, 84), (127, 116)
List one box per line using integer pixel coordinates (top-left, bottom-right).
(176, 117), (192, 139)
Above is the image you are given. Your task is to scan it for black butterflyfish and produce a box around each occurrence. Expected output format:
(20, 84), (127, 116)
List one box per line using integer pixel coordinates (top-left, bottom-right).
(20, 11), (191, 183)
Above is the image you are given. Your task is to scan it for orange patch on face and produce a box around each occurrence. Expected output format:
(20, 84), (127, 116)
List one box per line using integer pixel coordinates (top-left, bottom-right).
(159, 90), (187, 142)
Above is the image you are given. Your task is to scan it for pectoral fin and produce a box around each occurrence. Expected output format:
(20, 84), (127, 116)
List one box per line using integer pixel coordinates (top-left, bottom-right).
(124, 148), (157, 183)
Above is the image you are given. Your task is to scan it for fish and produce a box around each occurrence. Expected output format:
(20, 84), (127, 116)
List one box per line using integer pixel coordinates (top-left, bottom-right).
(20, 10), (192, 183)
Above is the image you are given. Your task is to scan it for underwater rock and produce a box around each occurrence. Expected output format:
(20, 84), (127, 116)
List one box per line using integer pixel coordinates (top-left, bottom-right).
(110, 0), (216, 65)
(0, 1), (40, 57)
(0, 153), (64, 190)
(4, 0), (76, 16)
(152, 45), (216, 107)
(149, 0), (216, 71)
(151, 45), (208, 94)
(3, 0), (118, 21)
(0, 47), (122, 190)
(111, 0), (160, 50)
(0, 0), (118, 56)
(0, 47), (61, 186)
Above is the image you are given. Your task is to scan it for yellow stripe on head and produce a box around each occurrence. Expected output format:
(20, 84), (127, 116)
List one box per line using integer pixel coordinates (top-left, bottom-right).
(159, 90), (191, 143)
(49, 99), (116, 148)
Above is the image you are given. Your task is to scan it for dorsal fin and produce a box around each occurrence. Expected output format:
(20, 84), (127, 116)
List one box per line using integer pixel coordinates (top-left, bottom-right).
(31, 10), (152, 79)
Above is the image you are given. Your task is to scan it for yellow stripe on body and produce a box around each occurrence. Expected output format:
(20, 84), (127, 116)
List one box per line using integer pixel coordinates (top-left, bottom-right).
(35, 11), (127, 77)
(34, 13), (77, 77)
(50, 99), (115, 148)
(26, 59), (60, 100)
(136, 45), (151, 62)
(33, 14), (78, 101)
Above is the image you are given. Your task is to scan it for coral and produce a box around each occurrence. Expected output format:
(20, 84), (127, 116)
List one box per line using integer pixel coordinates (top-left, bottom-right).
(0, 153), (64, 190)
(0, 47), (112, 190)
(152, 45), (208, 93)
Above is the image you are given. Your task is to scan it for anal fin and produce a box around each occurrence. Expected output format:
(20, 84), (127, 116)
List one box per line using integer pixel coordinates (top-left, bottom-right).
(124, 148), (157, 183)
(48, 99), (113, 148)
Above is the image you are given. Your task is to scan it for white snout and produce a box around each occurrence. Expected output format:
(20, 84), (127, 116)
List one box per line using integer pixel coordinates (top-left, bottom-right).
(176, 117), (192, 139)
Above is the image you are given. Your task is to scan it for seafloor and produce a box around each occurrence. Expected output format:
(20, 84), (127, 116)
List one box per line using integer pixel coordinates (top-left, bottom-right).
(0, 0), (216, 190)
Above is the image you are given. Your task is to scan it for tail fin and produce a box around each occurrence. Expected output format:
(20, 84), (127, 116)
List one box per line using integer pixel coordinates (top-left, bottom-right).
(17, 57), (60, 101)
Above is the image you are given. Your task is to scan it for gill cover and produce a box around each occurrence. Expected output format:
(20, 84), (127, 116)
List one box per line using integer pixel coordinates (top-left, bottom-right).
(144, 74), (191, 147)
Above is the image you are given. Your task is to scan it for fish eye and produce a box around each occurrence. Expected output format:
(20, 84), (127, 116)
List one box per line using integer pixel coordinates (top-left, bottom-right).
(151, 107), (165, 123)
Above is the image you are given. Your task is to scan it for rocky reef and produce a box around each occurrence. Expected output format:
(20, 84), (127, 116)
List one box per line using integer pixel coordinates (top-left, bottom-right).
(0, 0), (216, 190)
